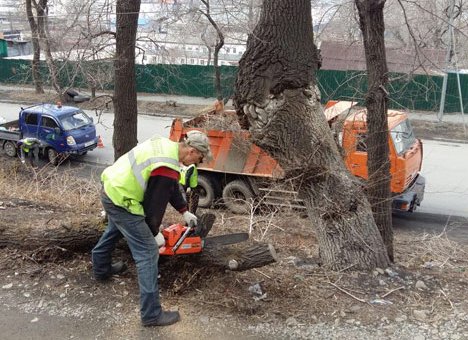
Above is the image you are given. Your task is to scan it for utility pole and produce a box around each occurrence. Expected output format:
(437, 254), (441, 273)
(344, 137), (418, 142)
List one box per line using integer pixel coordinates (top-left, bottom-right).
(437, 0), (456, 122)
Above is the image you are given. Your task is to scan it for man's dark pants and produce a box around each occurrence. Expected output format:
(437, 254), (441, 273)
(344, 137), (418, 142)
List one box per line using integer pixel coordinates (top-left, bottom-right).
(92, 193), (162, 324)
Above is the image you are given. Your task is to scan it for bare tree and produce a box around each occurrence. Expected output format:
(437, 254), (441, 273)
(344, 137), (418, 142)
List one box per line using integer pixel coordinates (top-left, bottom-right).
(233, 0), (390, 270)
(35, 0), (62, 98)
(78, 0), (115, 99)
(199, 0), (224, 100)
(25, 0), (44, 94)
(113, 0), (141, 160)
(355, 0), (393, 261)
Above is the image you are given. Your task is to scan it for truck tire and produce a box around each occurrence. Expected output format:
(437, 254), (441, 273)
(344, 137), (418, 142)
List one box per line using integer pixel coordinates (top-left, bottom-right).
(47, 148), (60, 166)
(222, 180), (254, 214)
(197, 174), (218, 208)
(3, 141), (17, 157)
(66, 88), (79, 97)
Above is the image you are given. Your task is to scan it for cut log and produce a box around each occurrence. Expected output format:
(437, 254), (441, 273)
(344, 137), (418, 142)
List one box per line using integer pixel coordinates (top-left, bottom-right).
(0, 221), (277, 271)
(197, 242), (278, 271)
(0, 220), (102, 252)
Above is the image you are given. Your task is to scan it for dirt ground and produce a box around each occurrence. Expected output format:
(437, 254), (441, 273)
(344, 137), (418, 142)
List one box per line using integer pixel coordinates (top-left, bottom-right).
(1, 158), (468, 339)
(1, 88), (468, 338)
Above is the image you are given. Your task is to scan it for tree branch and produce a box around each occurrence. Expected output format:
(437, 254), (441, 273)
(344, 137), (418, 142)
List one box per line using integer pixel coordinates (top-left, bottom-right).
(88, 30), (116, 39)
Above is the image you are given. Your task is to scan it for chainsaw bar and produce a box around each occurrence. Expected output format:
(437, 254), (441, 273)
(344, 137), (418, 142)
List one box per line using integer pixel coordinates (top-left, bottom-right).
(204, 233), (249, 247)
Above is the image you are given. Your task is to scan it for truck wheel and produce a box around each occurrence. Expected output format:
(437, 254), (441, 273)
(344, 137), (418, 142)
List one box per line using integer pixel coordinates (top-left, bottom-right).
(3, 141), (17, 157)
(222, 180), (254, 214)
(197, 174), (218, 208)
(47, 148), (60, 166)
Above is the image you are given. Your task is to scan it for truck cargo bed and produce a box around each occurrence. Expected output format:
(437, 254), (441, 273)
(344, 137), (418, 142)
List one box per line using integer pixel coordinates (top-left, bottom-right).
(170, 118), (283, 178)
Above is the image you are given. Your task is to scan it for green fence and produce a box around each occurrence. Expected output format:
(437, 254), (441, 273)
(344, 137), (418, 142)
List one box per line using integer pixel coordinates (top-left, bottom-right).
(136, 63), (237, 99)
(0, 40), (7, 58)
(0, 57), (467, 113)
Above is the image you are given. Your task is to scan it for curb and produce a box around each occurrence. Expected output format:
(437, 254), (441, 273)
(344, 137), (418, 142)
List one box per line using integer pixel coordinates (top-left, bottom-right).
(431, 137), (468, 144)
(0, 99), (199, 119)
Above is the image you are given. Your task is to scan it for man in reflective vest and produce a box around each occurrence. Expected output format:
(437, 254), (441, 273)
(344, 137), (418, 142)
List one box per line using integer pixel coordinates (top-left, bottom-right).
(179, 163), (199, 213)
(91, 131), (211, 327)
(17, 137), (41, 167)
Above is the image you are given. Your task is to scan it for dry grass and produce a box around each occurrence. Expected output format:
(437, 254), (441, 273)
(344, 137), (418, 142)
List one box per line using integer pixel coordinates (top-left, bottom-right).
(199, 111), (242, 131)
(0, 160), (101, 215)
(395, 230), (468, 270)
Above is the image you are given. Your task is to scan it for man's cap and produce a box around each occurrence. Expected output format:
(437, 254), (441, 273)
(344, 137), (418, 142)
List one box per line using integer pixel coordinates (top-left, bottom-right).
(185, 130), (212, 161)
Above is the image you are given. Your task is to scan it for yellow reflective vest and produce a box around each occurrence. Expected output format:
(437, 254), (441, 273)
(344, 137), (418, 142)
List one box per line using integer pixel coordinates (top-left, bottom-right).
(20, 138), (39, 152)
(179, 164), (198, 189)
(102, 136), (180, 216)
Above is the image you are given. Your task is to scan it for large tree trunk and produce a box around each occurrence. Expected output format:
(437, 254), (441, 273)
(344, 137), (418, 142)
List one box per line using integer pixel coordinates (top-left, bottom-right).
(113, 0), (141, 160)
(233, 0), (390, 270)
(355, 0), (393, 261)
(213, 36), (224, 100)
(25, 0), (44, 94)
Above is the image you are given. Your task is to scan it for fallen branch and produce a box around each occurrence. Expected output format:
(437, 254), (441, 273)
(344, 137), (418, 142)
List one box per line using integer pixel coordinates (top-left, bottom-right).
(253, 268), (272, 279)
(326, 281), (367, 303)
(439, 289), (454, 310)
(381, 286), (405, 298)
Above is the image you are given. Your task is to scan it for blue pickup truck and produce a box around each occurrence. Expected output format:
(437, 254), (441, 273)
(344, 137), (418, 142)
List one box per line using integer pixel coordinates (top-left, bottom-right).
(0, 103), (99, 165)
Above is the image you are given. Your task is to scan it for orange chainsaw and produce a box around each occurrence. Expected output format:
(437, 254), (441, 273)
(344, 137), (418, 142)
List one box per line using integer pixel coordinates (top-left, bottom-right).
(159, 214), (249, 256)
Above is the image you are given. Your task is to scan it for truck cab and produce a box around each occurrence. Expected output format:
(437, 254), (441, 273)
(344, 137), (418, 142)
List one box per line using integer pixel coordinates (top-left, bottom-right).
(20, 103), (99, 163)
(0, 103), (99, 164)
(341, 109), (425, 211)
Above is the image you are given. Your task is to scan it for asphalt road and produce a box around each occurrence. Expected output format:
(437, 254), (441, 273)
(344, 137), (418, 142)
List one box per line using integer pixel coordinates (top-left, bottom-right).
(1, 101), (468, 241)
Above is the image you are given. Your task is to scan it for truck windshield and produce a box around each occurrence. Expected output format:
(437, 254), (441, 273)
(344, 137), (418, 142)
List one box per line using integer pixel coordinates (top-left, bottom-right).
(390, 119), (416, 154)
(59, 111), (92, 131)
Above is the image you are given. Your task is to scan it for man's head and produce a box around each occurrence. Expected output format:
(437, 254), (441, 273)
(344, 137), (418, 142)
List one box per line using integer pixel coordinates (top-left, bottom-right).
(179, 130), (212, 166)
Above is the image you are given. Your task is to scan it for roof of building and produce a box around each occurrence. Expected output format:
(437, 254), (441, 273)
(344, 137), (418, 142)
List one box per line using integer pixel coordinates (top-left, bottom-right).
(319, 41), (446, 75)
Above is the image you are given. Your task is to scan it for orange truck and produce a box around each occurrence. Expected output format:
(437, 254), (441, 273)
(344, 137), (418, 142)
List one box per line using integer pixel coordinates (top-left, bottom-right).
(169, 102), (425, 213)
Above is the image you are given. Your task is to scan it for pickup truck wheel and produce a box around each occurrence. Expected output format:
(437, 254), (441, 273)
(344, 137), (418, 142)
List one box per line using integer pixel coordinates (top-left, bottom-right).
(3, 141), (17, 157)
(222, 180), (254, 214)
(47, 148), (60, 166)
(197, 174), (218, 208)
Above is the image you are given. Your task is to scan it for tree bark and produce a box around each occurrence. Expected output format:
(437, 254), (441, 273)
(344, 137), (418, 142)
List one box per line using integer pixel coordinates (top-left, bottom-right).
(113, 0), (141, 160)
(213, 36), (224, 100)
(200, 243), (277, 271)
(233, 0), (390, 270)
(0, 222), (275, 271)
(355, 0), (393, 261)
(0, 221), (101, 252)
(25, 0), (44, 94)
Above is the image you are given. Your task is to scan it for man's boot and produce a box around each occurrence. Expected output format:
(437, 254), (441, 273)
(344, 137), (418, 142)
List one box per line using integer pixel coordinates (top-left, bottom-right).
(143, 311), (181, 327)
(95, 261), (127, 281)
(110, 261), (127, 275)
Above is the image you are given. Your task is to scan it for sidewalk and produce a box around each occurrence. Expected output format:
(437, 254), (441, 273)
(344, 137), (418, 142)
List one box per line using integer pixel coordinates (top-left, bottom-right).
(409, 110), (467, 124)
(0, 83), (466, 125)
(0, 83), (220, 107)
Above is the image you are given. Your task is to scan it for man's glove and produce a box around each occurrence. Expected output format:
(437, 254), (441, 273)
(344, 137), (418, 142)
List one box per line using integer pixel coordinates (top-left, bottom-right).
(182, 211), (197, 226)
(154, 232), (165, 248)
